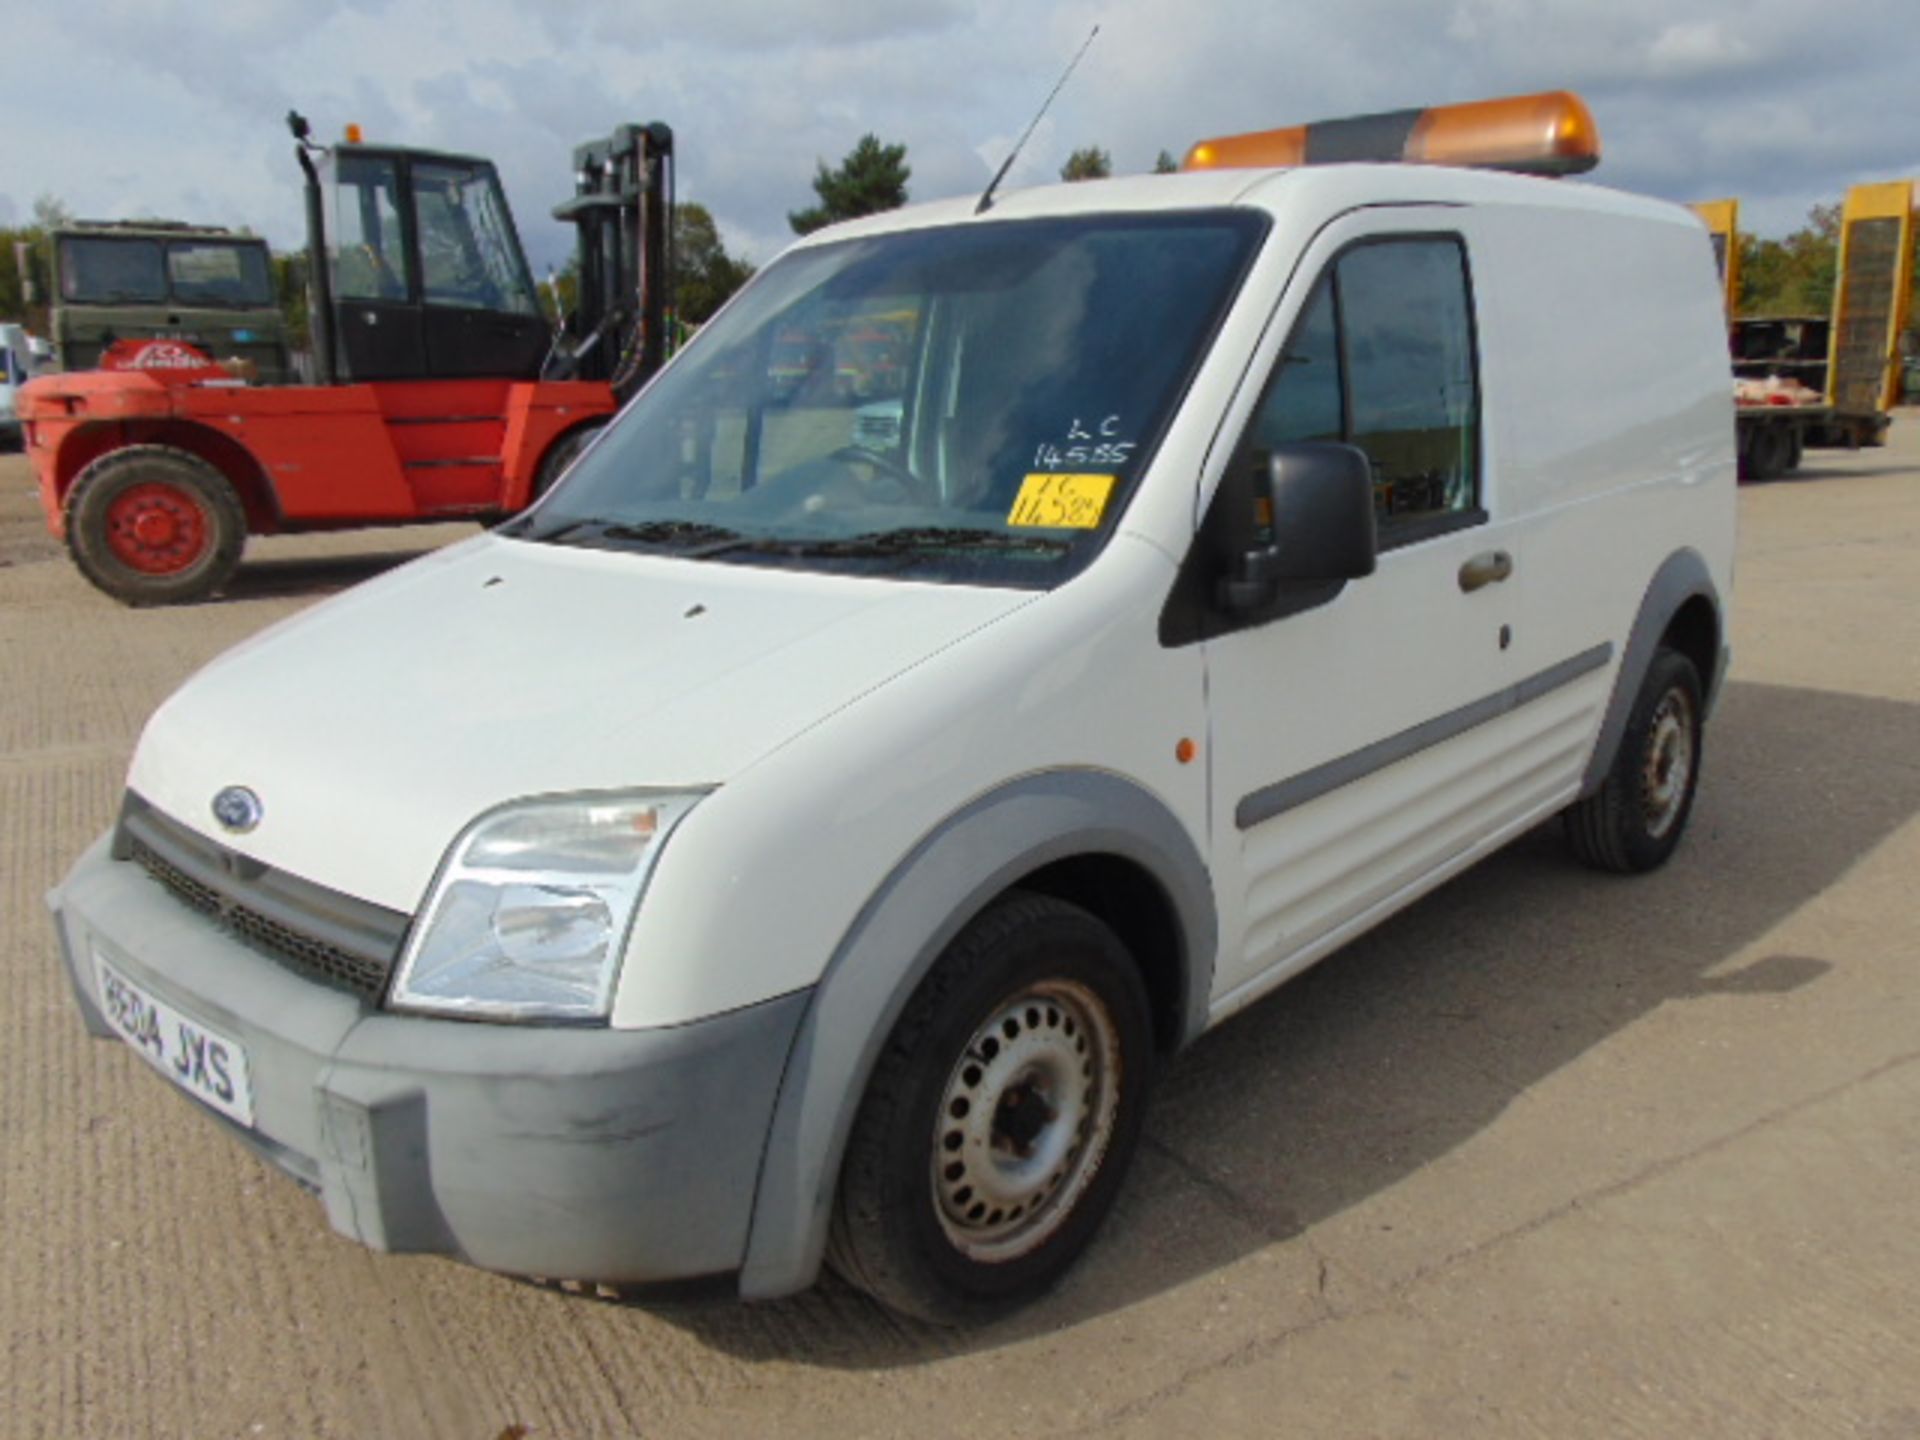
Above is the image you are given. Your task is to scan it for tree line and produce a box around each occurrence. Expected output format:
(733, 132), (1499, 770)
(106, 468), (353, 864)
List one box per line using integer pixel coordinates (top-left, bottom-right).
(5, 156), (1911, 345)
(783, 135), (1182, 233)
(1738, 204), (1841, 317)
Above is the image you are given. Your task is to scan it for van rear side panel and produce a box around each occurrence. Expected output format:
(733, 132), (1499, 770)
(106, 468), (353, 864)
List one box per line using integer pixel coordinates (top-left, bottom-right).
(1469, 198), (1736, 737)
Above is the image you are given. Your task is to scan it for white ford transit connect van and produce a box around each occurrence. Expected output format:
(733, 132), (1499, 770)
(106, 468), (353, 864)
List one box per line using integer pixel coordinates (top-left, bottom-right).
(48, 93), (1734, 1323)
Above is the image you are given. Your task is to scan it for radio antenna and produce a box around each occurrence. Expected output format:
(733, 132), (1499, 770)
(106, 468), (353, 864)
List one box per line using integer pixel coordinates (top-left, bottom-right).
(976, 24), (1101, 215)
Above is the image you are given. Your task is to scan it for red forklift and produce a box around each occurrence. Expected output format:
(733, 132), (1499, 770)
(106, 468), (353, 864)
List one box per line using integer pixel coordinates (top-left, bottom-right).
(18, 114), (675, 604)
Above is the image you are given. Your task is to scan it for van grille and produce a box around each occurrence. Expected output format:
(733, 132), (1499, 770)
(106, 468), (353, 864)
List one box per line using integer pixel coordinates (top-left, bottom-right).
(116, 794), (410, 1004)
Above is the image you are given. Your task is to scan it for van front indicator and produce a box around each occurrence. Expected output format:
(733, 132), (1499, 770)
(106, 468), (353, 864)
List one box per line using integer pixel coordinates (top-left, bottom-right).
(390, 792), (705, 1022)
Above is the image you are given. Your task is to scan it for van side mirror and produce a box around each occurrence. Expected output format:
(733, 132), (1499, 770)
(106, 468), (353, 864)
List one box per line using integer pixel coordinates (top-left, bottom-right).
(1219, 442), (1377, 613)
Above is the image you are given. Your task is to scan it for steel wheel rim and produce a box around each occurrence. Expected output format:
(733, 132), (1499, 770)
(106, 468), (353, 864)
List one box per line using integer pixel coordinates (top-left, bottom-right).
(104, 482), (208, 575)
(930, 977), (1122, 1264)
(1641, 687), (1695, 839)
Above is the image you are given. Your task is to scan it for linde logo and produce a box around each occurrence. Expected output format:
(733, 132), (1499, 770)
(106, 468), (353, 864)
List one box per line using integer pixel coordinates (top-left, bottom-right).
(101, 339), (216, 372)
(124, 341), (208, 371)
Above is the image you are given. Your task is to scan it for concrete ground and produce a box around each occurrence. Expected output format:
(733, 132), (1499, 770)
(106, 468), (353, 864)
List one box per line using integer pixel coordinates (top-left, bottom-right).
(2, 423), (1918, 1440)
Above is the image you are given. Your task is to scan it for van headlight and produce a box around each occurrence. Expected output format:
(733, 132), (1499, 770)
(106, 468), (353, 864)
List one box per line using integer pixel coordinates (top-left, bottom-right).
(389, 792), (704, 1022)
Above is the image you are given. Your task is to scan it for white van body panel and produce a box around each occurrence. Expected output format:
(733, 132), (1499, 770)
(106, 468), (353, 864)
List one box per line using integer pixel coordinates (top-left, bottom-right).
(612, 533), (1207, 1026)
(128, 534), (1034, 915)
(1189, 185), (1733, 1015)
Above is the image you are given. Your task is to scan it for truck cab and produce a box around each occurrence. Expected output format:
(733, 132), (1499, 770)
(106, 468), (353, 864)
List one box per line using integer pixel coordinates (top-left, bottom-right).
(49, 222), (291, 383)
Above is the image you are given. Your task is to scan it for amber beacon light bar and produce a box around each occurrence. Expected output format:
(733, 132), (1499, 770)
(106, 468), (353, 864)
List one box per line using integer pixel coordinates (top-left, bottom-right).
(1183, 90), (1601, 178)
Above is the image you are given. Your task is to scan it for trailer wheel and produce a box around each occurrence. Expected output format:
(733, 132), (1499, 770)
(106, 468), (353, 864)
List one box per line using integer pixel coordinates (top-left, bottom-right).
(1745, 423), (1791, 482)
(827, 892), (1153, 1324)
(65, 445), (246, 606)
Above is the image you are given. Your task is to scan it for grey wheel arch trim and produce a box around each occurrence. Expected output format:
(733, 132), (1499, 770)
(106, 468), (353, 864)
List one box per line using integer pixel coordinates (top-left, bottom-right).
(736, 768), (1216, 1300)
(1580, 547), (1724, 797)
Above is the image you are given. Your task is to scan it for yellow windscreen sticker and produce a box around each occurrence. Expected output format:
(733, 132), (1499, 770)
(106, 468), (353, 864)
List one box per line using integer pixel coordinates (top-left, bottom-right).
(1008, 473), (1118, 530)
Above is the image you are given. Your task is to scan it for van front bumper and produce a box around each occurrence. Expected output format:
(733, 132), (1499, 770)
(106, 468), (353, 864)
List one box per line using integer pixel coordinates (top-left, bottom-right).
(48, 835), (809, 1287)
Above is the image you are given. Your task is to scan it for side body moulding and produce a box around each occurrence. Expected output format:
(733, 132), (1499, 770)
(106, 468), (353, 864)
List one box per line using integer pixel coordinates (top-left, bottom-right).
(1237, 643), (1613, 830)
(736, 769), (1217, 1299)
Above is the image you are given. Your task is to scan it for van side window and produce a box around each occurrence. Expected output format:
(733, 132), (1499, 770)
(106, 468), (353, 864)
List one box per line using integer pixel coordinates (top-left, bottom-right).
(1339, 240), (1479, 532)
(1242, 237), (1481, 546)
(1250, 275), (1342, 449)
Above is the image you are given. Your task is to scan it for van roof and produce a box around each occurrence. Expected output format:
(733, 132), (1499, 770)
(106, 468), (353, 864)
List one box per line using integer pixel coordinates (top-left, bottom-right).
(795, 163), (1699, 248)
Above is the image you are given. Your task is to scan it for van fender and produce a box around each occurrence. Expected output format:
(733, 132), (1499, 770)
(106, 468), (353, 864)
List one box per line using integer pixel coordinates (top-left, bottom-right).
(1579, 547), (1723, 797)
(737, 769), (1216, 1300)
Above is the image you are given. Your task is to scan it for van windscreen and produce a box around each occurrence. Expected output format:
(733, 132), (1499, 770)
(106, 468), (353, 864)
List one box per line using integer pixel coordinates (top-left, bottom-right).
(511, 209), (1268, 588)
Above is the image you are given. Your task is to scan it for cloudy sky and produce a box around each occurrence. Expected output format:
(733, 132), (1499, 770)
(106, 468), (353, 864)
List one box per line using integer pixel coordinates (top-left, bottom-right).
(4, 0), (1917, 277)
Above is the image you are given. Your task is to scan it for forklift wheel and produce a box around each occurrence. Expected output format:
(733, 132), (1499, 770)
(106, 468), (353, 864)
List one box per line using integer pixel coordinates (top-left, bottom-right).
(531, 422), (606, 504)
(66, 446), (247, 606)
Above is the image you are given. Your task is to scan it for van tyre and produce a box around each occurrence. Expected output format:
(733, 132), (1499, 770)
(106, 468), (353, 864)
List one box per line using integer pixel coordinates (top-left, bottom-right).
(1566, 647), (1703, 873)
(65, 445), (245, 606)
(827, 892), (1153, 1325)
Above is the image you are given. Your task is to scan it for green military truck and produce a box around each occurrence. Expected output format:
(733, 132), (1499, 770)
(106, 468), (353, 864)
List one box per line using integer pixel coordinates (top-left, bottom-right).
(49, 221), (291, 382)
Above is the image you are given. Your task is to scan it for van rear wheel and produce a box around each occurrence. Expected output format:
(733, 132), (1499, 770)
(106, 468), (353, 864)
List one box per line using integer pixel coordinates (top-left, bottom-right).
(827, 892), (1153, 1325)
(65, 445), (246, 606)
(1566, 647), (1703, 873)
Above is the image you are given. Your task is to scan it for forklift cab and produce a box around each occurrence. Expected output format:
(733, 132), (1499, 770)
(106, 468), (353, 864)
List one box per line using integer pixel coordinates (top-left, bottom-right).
(312, 137), (547, 383)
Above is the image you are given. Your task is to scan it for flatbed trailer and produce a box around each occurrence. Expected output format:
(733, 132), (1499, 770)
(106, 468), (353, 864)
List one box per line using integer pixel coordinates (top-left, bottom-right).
(1698, 184), (1911, 480)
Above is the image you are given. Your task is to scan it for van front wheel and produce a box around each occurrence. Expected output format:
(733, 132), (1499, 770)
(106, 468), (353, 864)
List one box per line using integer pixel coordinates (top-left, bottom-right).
(827, 892), (1153, 1324)
(1566, 647), (1704, 873)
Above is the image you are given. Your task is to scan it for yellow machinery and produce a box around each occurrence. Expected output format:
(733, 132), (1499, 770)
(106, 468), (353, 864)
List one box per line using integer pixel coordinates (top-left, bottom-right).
(1829, 181), (1915, 414)
(1690, 199), (1741, 315)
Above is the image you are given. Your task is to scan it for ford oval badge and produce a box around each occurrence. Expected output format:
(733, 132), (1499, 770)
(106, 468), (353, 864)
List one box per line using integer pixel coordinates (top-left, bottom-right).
(211, 786), (264, 835)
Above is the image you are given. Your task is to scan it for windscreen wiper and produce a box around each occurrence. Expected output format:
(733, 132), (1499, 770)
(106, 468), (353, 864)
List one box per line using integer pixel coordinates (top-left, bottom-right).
(528, 518), (747, 553)
(741, 527), (1072, 559)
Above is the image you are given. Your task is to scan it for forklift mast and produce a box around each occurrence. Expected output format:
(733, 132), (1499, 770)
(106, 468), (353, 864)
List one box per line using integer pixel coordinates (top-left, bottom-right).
(548, 122), (676, 401)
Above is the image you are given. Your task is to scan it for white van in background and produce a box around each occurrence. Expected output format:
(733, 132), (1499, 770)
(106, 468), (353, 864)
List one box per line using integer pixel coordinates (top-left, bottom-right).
(47, 92), (1735, 1324)
(0, 321), (42, 449)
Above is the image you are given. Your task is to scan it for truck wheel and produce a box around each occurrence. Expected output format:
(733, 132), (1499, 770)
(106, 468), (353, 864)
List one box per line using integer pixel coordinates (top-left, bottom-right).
(531, 421), (605, 503)
(1565, 647), (1704, 873)
(65, 446), (247, 606)
(827, 892), (1153, 1324)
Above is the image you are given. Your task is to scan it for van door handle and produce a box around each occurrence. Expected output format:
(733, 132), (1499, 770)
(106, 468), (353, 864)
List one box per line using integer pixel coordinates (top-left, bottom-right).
(1458, 551), (1513, 592)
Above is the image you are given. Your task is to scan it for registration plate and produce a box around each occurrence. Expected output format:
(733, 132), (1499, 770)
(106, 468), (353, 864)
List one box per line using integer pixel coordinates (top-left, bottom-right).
(94, 954), (255, 1127)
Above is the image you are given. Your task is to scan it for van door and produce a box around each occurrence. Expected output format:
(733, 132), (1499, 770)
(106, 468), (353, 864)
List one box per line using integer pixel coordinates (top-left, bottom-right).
(1197, 211), (1603, 1013)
